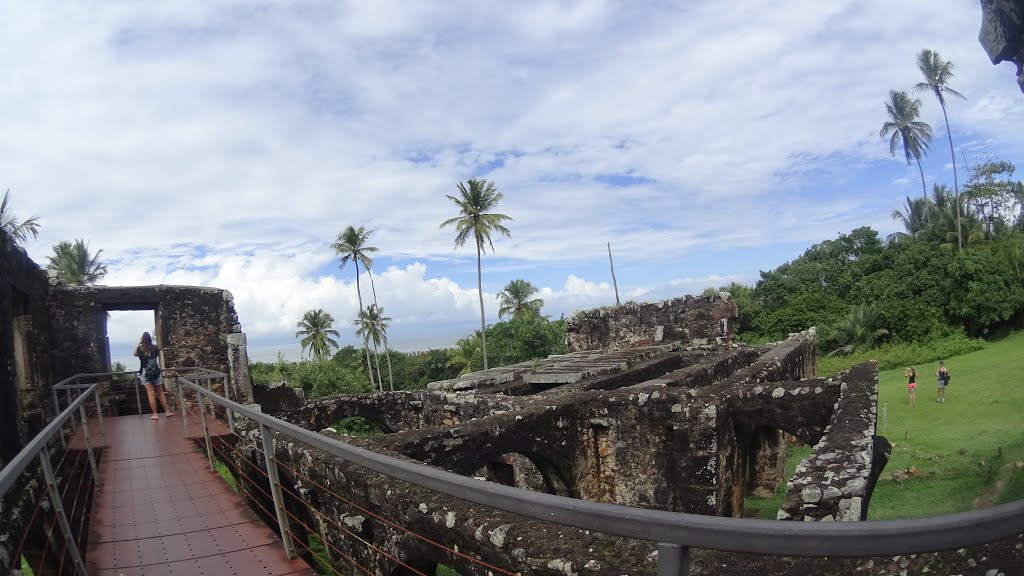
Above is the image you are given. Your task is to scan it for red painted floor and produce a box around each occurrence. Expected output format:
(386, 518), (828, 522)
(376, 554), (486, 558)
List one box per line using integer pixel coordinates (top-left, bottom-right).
(85, 413), (313, 576)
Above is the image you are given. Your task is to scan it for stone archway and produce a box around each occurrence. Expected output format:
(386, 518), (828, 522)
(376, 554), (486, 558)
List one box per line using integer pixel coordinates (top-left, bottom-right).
(473, 452), (575, 498)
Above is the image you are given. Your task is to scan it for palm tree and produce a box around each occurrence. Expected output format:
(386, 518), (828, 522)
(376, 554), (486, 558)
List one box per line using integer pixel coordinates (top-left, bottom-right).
(1, 189), (41, 245)
(889, 195), (931, 243)
(332, 225), (380, 390)
(448, 335), (483, 376)
(295, 309), (340, 361)
(440, 179), (512, 371)
(915, 49), (967, 250)
(826, 304), (890, 356)
(497, 279), (544, 319)
(46, 239), (107, 285)
(880, 90), (933, 202)
(354, 304), (393, 391)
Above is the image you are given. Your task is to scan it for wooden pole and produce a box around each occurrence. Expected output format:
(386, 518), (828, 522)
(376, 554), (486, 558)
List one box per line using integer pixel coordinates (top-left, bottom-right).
(608, 242), (621, 306)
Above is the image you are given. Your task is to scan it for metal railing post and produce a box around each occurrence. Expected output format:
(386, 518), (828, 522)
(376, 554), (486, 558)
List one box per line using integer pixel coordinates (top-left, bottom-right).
(95, 383), (106, 438)
(65, 388), (75, 426)
(223, 375), (235, 433)
(38, 446), (89, 576)
(78, 404), (100, 481)
(259, 423), (296, 560)
(198, 396), (215, 473)
(135, 373), (143, 416)
(52, 389), (67, 449)
(657, 543), (690, 576)
(176, 378), (189, 437)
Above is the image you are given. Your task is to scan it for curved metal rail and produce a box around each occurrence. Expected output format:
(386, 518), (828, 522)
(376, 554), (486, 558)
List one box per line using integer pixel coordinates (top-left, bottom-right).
(177, 376), (1024, 574)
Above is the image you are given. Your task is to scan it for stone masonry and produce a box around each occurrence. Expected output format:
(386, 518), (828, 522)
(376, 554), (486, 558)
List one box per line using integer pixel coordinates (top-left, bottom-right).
(979, 0), (1024, 95)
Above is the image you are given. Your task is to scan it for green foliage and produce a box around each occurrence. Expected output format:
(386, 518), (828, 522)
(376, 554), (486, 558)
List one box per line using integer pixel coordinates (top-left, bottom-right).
(332, 416), (385, 437)
(295, 309), (341, 361)
(1, 189), (41, 245)
(436, 564), (463, 576)
(213, 458), (238, 494)
(307, 533), (334, 575)
(46, 239), (108, 286)
(448, 335), (483, 375)
(20, 556), (34, 576)
(947, 244), (1024, 328)
(497, 279), (544, 319)
(485, 315), (567, 367)
(816, 331), (986, 378)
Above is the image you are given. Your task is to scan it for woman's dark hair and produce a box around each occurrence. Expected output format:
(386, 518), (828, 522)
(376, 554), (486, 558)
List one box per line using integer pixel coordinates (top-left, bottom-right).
(140, 332), (155, 356)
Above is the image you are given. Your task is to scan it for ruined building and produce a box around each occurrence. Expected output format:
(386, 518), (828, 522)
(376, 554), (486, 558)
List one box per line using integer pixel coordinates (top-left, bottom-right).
(4, 229), (1021, 575)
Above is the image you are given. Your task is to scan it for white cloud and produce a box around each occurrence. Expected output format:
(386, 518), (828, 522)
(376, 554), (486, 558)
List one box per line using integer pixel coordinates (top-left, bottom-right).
(4, 1), (1022, 356)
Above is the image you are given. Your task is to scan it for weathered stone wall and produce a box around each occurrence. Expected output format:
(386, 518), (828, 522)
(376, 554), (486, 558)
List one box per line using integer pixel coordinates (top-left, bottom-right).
(0, 232), (53, 464)
(565, 294), (738, 352)
(778, 362), (890, 521)
(231, 424), (655, 576)
(979, 0), (1024, 94)
(47, 284), (254, 404)
(0, 231), (55, 575)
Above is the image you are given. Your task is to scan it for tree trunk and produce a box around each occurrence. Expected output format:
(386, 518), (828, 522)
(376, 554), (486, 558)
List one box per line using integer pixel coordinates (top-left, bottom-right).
(477, 241), (488, 371)
(941, 101), (963, 250)
(915, 156), (928, 206)
(368, 271), (394, 391)
(354, 261), (377, 390)
(607, 242), (621, 306)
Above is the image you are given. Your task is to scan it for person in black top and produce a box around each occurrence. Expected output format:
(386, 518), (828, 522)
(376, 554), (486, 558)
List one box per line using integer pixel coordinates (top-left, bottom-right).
(134, 332), (174, 420)
(904, 366), (918, 407)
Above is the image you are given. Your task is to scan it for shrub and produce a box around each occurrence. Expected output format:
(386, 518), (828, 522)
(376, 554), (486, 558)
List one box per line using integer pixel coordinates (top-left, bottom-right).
(816, 331), (986, 377)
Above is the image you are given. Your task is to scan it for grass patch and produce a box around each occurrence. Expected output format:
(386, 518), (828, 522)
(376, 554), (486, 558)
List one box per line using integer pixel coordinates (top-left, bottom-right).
(868, 330), (1024, 519)
(308, 534), (334, 575)
(213, 458), (238, 494)
(436, 564), (462, 576)
(21, 556), (34, 576)
(743, 444), (812, 518)
(331, 416), (385, 437)
(817, 332), (987, 378)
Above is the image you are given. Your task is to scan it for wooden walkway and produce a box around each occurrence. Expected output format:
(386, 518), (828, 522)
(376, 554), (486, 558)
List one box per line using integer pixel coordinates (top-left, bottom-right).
(84, 413), (312, 576)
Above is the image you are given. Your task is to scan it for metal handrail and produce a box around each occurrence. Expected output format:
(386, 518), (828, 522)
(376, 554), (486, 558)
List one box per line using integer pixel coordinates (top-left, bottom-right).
(179, 377), (1024, 563)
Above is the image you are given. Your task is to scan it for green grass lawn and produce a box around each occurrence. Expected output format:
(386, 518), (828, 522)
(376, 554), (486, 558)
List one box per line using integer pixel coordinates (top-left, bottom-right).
(746, 331), (1024, 519)
(869, 330), (1024, 519)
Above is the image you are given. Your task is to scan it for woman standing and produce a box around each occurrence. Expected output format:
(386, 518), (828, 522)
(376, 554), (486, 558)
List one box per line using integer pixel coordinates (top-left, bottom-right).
(134, 332), (174, 420)
(904, 366), (918, 406)
(936, 361), (949, 403)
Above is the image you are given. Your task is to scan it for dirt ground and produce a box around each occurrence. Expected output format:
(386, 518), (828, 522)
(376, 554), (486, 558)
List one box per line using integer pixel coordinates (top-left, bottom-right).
(690, 533), (1024, 576)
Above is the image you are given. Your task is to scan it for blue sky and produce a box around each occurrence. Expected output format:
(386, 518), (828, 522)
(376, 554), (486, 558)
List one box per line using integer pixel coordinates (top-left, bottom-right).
(3, 1), (1022, 367)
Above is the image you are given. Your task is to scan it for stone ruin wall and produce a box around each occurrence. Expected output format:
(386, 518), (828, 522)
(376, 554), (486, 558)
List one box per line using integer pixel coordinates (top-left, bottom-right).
(980, 0), (1024, 94)
(239, 328), (894, 576)
(0, 232), (53, 464)
(565, 294), (738, 352)
(779, 361), (892, 522)
(47, 284), (255, 406)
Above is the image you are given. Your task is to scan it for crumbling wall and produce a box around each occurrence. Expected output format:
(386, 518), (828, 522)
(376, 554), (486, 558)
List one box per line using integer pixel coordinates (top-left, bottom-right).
(47, 284), (254, 404)
(778, 362), (890, 521)
(979, 0), (1024, 94)
(0, 232), (53, 463)
(565, 294), (738, 352)
(233, 423), (656, 576)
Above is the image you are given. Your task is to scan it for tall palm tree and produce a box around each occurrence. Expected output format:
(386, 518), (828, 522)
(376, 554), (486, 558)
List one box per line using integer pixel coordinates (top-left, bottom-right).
(295, 309), (340, 361)
(1, 189), (41, 245)
(915, 49), (967, 250)
(332, 225), (380, 390)
(46, 239), (107, 286)
(497, 279), (544, 319)
(440, 179), (512, 371)
(880, 90), (933, 202)
(354, 304), (393, 391)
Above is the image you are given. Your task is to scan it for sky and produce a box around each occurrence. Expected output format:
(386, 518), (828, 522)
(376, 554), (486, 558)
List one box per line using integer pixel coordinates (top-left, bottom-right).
(3, 1), (1023, 367)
